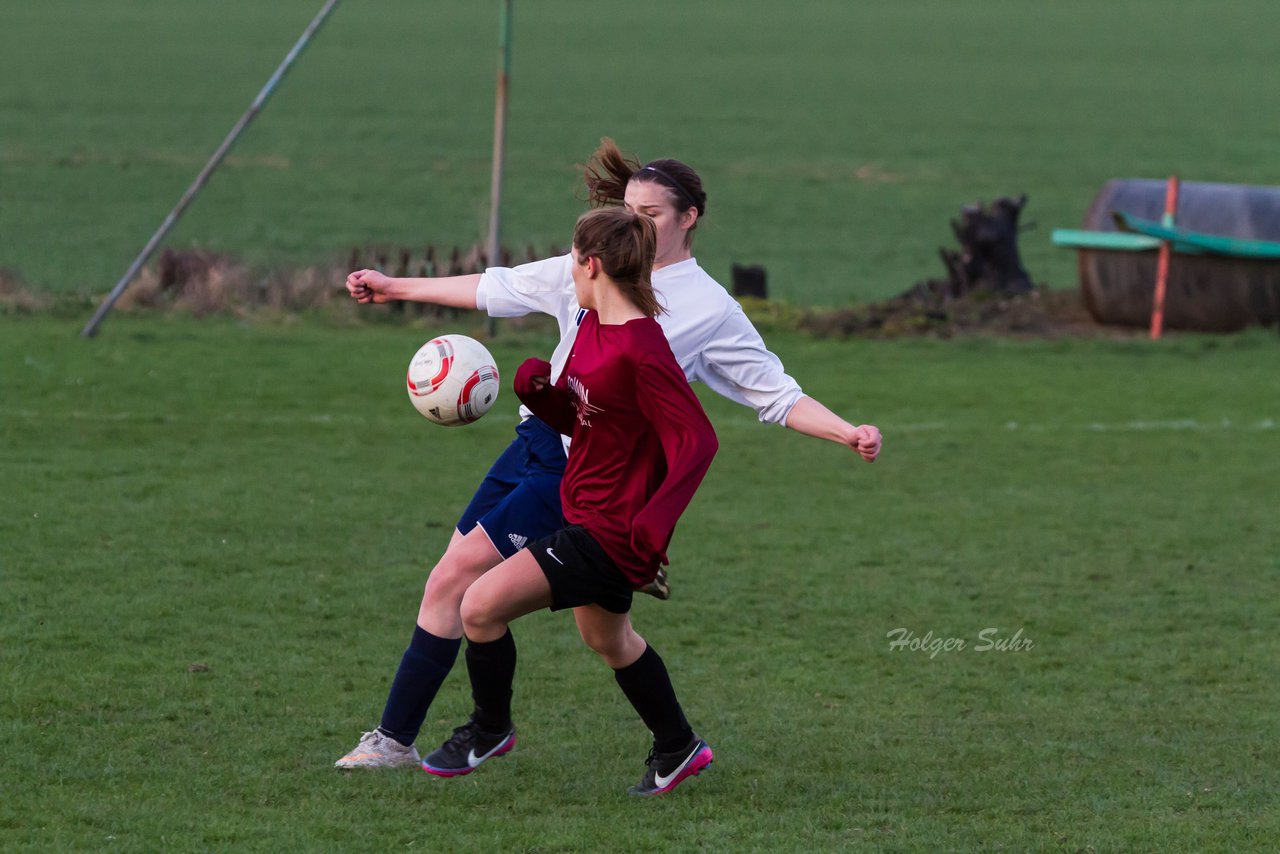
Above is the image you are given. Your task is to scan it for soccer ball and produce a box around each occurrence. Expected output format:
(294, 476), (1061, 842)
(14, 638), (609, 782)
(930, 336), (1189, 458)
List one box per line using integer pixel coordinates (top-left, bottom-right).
(406, 335), (500, 426)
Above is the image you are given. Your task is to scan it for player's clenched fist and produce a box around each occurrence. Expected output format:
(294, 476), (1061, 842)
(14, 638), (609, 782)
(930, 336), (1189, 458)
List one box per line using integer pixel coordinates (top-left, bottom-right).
(850, 424), (882, 463)
(345, 268), (395, 303)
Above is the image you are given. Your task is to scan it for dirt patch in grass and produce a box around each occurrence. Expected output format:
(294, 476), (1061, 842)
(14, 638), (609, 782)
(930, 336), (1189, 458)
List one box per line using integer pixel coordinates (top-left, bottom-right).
(770, 285), (1143, 340)
(0, 268), (48, 313)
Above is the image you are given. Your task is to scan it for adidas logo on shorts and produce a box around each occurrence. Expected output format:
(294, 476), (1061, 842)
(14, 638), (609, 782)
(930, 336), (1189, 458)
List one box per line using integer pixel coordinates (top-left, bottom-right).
(508, 533), (528, 550)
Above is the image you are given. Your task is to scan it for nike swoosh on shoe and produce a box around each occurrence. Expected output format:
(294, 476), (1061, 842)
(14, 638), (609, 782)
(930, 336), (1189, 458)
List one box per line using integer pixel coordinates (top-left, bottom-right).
(654, 743), (704, 790)
(467, 733), (516, 767)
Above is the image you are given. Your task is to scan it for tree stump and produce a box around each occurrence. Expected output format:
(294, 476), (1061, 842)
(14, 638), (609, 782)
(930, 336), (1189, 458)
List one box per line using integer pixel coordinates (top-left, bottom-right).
(908, 195), (1034, 301)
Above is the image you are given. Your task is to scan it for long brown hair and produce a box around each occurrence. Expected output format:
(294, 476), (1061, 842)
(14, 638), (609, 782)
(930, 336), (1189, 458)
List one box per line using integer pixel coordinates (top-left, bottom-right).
(573, 207), (663, 318)
(581, 138), (707, 247)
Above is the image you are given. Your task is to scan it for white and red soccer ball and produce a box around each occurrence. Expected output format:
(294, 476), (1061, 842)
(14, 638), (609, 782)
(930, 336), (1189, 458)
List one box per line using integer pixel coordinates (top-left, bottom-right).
(406, 335), (500, 426)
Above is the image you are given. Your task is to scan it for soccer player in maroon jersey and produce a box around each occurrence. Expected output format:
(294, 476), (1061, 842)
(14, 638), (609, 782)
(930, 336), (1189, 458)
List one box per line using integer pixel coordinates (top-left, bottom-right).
(419, 207), (719, 796)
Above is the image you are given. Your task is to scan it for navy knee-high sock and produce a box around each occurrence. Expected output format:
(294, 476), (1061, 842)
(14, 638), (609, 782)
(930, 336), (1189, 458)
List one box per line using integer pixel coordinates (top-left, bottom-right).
(613, 644), (693, 753)
(377, 627), (461, 746)
(465, 629), (517, 733)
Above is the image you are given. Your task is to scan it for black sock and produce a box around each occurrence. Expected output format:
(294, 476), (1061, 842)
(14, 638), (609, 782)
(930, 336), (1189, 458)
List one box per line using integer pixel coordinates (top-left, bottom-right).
(465, 629), (517, 733)
(377, 627), (461, 746)
(613, 644), (693, 753)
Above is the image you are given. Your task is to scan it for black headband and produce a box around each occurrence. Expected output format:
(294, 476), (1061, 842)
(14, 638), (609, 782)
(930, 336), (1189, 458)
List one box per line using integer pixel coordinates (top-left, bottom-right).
(637, 164), (701, 212)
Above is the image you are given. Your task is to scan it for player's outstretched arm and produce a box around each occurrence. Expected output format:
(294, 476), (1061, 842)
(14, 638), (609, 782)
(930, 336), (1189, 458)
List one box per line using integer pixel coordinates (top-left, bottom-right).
(784, 395), (882, 462)
(345, 269), (481, 309)
(695, 307), (881, 463)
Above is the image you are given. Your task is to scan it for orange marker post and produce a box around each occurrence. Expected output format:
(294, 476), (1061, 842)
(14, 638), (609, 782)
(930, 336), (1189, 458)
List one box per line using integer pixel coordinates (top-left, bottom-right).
(1150, 175), (1180, 339)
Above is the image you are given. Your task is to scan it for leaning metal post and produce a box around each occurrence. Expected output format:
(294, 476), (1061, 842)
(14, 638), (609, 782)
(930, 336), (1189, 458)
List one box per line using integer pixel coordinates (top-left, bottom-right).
(80, 0), (341, 338)
(484, 0), (513, 338)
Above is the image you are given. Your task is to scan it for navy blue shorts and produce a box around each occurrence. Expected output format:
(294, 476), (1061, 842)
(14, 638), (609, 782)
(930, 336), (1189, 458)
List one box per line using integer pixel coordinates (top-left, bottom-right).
(456, 417), (566, 559)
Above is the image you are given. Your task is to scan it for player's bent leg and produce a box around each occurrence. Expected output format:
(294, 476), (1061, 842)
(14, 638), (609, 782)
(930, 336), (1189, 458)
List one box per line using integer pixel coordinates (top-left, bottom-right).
(422, 465), (562, 637)
(424, 551), (552, 778)
(417, 525), (505, 638)
(573, 605), (647, 670)
(336, 528), (504, 769)
(459, 549), (553, 642)
(338, 425), (557, 771)
(587, 616), (709, 797)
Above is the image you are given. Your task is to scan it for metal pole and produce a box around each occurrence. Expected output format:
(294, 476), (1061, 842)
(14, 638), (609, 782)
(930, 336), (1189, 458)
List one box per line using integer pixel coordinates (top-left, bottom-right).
(485, 0), (513, 338)
(81, 0), (342, 338)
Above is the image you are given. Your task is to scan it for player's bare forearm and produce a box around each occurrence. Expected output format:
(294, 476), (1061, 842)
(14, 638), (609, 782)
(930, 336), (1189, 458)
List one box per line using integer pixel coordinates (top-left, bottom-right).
(345, 270), (481, 309)
(783, 395), (882, 462)
(393, 274), (482, 307)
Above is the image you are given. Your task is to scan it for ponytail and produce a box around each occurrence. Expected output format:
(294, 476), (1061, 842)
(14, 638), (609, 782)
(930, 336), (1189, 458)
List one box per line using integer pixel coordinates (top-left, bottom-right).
(582, 137), (639, 207)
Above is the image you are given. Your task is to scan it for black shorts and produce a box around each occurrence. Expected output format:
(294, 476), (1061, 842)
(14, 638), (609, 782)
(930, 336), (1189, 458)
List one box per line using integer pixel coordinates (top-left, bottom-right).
(529, 525), (634, 615)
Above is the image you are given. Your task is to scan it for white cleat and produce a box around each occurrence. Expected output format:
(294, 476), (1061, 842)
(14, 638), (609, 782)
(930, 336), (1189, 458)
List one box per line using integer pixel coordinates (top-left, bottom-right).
(335, 730), (421, 769)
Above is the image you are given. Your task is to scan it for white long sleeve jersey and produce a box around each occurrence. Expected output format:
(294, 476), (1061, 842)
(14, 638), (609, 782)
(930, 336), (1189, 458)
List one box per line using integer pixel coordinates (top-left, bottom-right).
(476, 254), (804, 426)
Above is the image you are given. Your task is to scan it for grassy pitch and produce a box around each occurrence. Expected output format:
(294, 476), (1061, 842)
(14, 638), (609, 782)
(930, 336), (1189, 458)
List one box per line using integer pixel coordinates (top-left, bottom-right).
(3, 0), (1279, 848)
(3, 316), (1277, 850)
(5, 0), (1280, 304)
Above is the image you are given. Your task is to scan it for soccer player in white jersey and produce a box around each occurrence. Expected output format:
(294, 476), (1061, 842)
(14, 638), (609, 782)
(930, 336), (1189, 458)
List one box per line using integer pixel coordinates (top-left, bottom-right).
(335, 139), (881, 769)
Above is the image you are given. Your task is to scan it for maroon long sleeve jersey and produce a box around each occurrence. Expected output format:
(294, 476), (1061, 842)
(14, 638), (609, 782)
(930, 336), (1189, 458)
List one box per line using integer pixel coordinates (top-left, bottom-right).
(514, 310), (718, 586)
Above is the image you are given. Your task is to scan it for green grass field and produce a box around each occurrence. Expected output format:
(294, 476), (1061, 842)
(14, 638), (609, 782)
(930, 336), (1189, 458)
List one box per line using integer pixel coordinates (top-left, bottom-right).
(4, 1), (1280, 850)
(3, 316), (1277, 851)
(6, 0), (1280, 304)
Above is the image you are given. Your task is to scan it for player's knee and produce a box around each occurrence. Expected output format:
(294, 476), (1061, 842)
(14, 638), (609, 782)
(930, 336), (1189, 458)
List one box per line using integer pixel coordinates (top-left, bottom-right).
(578, 623), (633, 663)
(459, 587), (496, 637)
(458, 595), (484, 637)
(423, 554), (474, 606)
